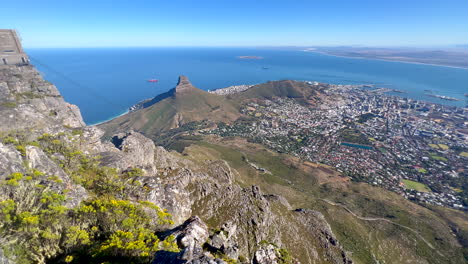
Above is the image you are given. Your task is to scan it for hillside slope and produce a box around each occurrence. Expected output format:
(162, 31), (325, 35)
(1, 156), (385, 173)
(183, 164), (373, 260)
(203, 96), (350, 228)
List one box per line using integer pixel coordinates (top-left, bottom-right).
(231, 79), (326, 104)
(99, 76), (240, 137)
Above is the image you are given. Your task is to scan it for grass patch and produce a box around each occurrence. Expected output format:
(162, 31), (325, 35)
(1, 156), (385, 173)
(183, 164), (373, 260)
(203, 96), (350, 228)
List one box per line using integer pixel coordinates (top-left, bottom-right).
(340, 128), (370, 145)
(183, 138), (319, 200)
(402, 179), (431, 192)
(1, 102), (17, 108)
(430, 154), (448, 162)
(438, 144), (449, 150)
(428, 144), (439, 149)
(15, 91), (44, 100)
(416, 168), (427, 173)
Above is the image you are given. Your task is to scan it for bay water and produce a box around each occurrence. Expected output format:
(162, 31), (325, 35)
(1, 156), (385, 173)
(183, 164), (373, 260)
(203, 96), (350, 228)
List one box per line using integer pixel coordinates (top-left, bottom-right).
(26, 48), (468, 125)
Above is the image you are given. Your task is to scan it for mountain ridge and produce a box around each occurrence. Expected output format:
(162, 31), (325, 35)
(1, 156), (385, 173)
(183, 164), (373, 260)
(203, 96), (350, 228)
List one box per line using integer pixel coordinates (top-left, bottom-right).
(99, 75), (240, 137)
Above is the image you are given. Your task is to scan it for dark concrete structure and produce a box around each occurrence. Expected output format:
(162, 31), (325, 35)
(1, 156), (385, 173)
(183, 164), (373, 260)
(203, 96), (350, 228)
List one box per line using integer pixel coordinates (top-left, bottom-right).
(0, 29), (29, 65)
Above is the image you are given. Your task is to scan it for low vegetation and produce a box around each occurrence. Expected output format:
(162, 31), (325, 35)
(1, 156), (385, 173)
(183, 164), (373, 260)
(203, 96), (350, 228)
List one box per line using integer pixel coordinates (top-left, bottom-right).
(0, 131), (179, 263)
(402, 179), (431, 192)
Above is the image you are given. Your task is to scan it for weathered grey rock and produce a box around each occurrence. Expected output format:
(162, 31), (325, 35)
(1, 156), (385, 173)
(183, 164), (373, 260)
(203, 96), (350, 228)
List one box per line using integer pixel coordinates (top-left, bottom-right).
(0, 143), (25, 179)
(25, 146), (88, 208)
(0, 65), (85, 133)
(100, 130), (157, 175)
(263, 194), (292, 210)
(153, 216), (227, 264)
(177, 216), (209, 260)
(26, 146), (68, 178)
(154, 146), (192, 169)
(77, 126), (113, 154)
(129, 173), (193, 225)
(253, 244), (279, 264)
(292, 209), (352, 264)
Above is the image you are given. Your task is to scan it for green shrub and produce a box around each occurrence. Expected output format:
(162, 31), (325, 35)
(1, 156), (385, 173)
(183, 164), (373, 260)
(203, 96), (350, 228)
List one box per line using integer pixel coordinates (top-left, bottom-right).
(16, 145), (26, 156)
(2, 136), (17, 145)
(1, 102), (17, 108)
(276, 248), (293, 264)
(0, 130), (179, 263)
(123, 167), (144, 178)
(0, 169), (178, 263)
(71, 129), (84, 136)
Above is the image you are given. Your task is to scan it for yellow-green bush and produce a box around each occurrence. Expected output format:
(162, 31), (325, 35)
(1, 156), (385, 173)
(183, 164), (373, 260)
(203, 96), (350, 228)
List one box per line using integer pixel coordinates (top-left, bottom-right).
(0, 132), (179, 263)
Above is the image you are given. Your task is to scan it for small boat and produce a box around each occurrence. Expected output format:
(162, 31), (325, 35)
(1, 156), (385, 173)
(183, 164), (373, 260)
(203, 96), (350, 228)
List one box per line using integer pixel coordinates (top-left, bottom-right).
(147, 79), (159, 83)
(262, 67), (269, 70)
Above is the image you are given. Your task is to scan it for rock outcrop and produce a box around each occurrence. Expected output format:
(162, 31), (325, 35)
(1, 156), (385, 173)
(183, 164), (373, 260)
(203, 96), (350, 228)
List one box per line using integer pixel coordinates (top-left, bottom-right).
(25, 146), (88, 208)
(154, 216), (236, 264)
(0, 65), (84, 134)
(175, 75), (197, 95)
(253, 244), (280, 264)
(100, 130), (157, 175)
(0, 142), (25, 179)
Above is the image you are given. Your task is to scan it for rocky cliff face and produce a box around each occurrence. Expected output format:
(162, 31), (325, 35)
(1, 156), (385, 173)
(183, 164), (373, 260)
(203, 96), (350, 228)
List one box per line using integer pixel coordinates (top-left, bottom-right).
(0, 65), (84, 134)
(175, 75), (197, 95)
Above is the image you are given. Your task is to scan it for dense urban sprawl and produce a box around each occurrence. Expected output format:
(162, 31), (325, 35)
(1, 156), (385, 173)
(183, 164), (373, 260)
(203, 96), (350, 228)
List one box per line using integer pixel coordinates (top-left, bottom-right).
(205, 82), (468, 209)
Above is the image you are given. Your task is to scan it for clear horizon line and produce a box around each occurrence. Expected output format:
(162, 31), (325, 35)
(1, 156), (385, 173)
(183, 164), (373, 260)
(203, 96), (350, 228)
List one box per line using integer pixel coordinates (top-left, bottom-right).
(24, 44), (468, 49)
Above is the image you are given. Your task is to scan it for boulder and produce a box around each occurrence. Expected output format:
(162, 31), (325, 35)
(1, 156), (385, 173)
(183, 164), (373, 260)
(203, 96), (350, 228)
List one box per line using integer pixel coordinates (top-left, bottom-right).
(0, 143), (25, 179)
(100, 130), (157, 175)
(253, 244), (279, 264)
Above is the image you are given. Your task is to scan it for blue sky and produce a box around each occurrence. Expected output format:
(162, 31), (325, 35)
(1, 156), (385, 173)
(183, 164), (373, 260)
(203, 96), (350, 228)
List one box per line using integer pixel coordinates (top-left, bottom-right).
(2, 0), (468, 48)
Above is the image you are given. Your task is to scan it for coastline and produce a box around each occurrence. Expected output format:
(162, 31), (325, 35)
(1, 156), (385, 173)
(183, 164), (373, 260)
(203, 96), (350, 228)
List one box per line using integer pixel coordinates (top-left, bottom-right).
(307, 50), (468, 70)
(88, 109), (129, 126)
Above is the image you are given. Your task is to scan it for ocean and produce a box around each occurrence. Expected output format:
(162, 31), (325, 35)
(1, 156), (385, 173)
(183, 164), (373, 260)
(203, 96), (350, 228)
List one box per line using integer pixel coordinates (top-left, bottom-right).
(26, 48), (468, 125)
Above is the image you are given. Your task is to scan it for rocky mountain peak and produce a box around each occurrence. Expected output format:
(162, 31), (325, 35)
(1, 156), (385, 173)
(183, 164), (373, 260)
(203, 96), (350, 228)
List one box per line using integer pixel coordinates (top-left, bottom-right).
(175, 75), (196, 94)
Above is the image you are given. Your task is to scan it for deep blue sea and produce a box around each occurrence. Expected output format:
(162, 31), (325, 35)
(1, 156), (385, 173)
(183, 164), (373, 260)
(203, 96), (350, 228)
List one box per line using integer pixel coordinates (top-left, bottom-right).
(26, 48), (468, 125)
